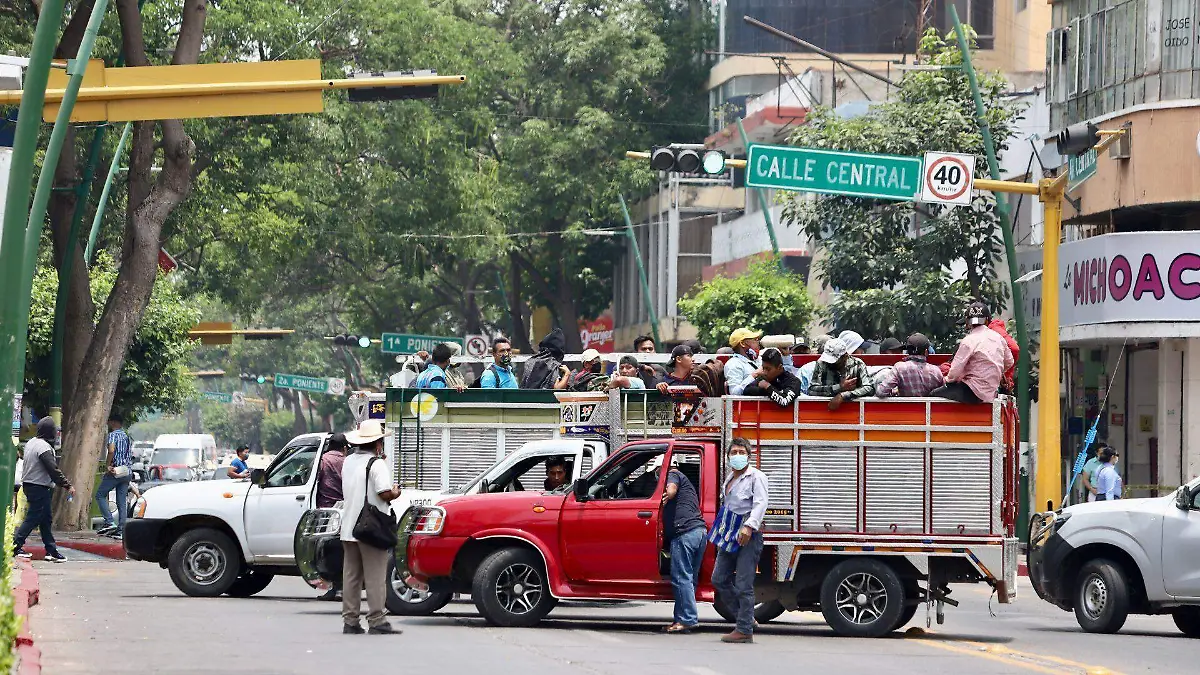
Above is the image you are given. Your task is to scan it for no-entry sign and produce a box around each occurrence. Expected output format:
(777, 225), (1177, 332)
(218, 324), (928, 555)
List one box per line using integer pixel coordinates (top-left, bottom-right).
(920, 151), (975, 206)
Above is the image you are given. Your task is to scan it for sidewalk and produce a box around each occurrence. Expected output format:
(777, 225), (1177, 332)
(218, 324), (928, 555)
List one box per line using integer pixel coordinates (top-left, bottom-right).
(18, 531), (125, 561)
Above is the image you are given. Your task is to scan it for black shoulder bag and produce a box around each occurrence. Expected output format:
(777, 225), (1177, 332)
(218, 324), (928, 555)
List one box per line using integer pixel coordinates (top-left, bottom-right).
(351, 457), (398, 549)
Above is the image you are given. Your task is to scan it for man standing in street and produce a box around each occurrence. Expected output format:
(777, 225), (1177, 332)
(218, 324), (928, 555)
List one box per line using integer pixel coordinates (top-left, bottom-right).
(227, 444), (251, 479)
(932, 302), (1014, 403)
(808, 338), (875, 410)
(661, 458), (707, 635)
(1095, 447), (1123, 501)
(96, 413), (134, 537)
(316, 433), (348, 601)
(875, 333), (945, 398)
(13, 417), (74, 562)
(341, 420), (402, 634)
(711, 438), (769, 643)
(725, 328), (763, 395)
(479, 337), (518, 389)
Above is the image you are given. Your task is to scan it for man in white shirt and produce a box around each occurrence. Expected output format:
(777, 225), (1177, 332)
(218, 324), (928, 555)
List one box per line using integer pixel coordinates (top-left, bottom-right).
(725, 328), (763, 395)
(341, 420), (402, 635)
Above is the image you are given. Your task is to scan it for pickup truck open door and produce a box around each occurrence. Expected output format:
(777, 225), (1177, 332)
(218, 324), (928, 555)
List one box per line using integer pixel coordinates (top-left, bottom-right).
(244, 435), (326, 562)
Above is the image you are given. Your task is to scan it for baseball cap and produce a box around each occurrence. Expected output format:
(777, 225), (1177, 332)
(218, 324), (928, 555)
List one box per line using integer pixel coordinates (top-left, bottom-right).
(905, 333), (931, 354)
(837, 330), (865, 354)
(668, 344), (693, 367)
(581, 348), (601, 363)
(728, 327), (763, 348)
(819, 337), (849, 364)
(966, 301), (990, 326)
(879, 337), (903, 353)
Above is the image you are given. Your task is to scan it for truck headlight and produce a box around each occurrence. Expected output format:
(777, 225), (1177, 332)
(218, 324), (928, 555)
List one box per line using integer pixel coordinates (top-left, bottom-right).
(133, 497), (147, 519)
(413, 507), (446, 535)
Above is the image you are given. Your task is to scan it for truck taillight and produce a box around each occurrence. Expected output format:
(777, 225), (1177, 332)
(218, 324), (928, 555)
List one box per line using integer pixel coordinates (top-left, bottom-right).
(413, 507), (446, 534)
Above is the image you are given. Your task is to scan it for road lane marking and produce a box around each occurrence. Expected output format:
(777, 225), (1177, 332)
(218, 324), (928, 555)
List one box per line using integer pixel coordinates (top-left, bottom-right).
(908, 630), (1125, 675)
(573, 628), (624, 644)
(683, 667), (723, 675)
(914, 639), (1074, 675)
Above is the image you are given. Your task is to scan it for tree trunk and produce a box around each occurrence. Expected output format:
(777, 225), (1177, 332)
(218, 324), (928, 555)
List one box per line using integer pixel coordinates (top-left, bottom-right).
(53, 0), (209, 529)
(505, 255), (533, 352)
(291, 393), (307, 438)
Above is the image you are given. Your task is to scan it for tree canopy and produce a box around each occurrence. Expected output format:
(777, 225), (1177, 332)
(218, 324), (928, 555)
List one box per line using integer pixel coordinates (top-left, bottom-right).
(678, 258), (815, 350)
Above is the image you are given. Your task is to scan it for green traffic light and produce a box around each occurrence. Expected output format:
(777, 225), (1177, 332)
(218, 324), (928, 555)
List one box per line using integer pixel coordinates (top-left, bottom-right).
(701, 150), (726, 175)
(256, 375), (265, 384)
(358, 335), (371, 348)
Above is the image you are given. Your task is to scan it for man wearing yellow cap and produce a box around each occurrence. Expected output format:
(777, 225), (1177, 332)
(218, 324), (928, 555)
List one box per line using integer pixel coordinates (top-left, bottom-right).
(725, 328), (763, 395)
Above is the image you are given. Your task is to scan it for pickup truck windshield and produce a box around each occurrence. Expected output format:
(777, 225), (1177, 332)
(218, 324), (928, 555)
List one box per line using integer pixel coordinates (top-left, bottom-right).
(151, 448), (198, 466)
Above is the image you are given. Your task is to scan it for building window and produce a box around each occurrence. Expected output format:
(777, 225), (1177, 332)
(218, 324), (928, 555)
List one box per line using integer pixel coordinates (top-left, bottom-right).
(936, 1), (995, 50)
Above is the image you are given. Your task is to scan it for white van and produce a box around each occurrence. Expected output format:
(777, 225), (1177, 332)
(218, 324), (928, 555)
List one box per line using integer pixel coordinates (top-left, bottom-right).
(151, 434), (218, 470)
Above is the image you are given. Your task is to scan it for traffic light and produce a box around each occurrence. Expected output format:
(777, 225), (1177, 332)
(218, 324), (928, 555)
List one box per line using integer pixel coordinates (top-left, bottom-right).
(239, 373), (270, 384)
(347, 70), (442, 102)
(648, 146), (727, 175)
(331, 334), (372, 348)
(1056, 121), (1100, 157)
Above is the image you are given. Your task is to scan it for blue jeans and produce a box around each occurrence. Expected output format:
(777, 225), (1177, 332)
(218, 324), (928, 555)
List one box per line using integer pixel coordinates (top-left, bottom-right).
(711, 530), (763, 635)
(669, 526), (707, 627)
(95, 473), (131, 529)
(13, 484), (60, 557)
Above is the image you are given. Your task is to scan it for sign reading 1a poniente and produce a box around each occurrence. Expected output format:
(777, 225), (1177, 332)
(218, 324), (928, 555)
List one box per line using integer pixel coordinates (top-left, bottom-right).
(746, 143), (923, 201)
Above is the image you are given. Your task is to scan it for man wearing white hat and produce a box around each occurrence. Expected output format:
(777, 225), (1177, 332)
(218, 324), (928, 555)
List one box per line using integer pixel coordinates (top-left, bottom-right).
(568, 348), (607, 391)
(807, 337), (875, 411)
(340, 420), (402, 635)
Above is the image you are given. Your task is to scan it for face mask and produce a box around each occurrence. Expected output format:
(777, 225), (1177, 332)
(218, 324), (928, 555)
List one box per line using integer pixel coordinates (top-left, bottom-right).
(729, 454), (749, 471)
(499, 355), (513, 368)
(590, 362), (602, 374)
(745, 347), (758, 361)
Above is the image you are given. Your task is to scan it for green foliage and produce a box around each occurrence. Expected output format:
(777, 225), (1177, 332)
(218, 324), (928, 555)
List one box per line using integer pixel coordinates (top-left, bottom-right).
(678, 259), (815, 350)
(1, 515), (21, 672)
(261, 411), (300, 454)
(200, 402), (265, 450)
(781, 28), (1020, 345)
(24, 254), (201, 421)
(128, 416), (189, 442)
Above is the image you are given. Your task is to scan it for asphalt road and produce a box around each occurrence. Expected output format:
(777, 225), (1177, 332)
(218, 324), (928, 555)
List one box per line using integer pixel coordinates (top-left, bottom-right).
(31, 560), (1193, 675)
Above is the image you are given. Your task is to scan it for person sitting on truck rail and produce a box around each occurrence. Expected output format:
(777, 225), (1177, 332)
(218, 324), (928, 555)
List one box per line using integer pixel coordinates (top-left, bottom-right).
(930, 302), (1013, 404)
(808, 338), (875, 411)
(875, 333), (944, 398)
(796, 335), (832, 394)
(724, 328), (763, 395)
(607, 355), (646, 390)
(743, 348), (803, 407)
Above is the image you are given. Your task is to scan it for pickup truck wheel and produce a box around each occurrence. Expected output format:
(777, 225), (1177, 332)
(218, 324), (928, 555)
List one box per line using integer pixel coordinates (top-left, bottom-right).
(892, 603), (919, 631)
(1171, 607), (1200, 638)
(1073, 559), (1129, 634)
(712, 593), (786, 624)
(385, 557), (452, 615)
(819, 559), (905, 638)
(472, 548), (557, 627)
(225, 569), (275, 598)
(167, 527), (240, 597)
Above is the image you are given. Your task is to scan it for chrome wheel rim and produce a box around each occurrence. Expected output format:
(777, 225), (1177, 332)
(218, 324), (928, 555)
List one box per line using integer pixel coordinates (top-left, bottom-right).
(183, 542), (225, 585)
(495, 563), (543, 615)
(391, 567), (432, 604)
(834, 572), (888, 625)
(1082, 574), (1108, 619)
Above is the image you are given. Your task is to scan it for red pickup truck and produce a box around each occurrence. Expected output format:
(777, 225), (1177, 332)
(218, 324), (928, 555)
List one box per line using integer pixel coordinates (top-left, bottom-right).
(402, 395), (1020, 637)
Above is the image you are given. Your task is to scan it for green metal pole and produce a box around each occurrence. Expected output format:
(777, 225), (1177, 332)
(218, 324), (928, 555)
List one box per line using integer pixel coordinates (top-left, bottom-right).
(618, 195), (660, 346)
(0, 0), (69, 551)
(19, 0), (112, 428)
(735, 118), (781, 258)
(950, 7), (1033, 539)
(85, 121), (131, 264)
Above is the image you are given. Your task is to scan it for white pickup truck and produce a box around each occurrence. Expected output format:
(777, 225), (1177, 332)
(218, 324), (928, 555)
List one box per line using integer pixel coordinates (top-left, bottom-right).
(124, 431), (605, 611)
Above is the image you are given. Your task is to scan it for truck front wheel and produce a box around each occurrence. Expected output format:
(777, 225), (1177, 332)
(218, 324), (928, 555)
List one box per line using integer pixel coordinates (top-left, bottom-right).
(471, 548), (557, 627)
(386, 558), (452, 615)
(1073, 559), (1129, 634)
(819, 559), (906, 638)
(167, 527), (241, 597)
(1171, 607), (1200, 638)
(225, 569), (275, 598)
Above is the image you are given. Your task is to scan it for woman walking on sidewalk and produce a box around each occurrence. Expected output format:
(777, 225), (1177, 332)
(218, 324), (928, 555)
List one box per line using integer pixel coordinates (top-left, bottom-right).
(13, 417), (75, 562)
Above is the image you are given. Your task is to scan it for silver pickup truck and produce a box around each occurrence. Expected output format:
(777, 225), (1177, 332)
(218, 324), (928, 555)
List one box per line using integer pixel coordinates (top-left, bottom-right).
(1028, 476), (1200, 637)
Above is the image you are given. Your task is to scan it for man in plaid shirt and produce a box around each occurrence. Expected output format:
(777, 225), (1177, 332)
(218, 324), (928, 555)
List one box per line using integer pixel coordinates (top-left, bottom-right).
(808, 338), (875, 410)
(876, 333), (944, 398)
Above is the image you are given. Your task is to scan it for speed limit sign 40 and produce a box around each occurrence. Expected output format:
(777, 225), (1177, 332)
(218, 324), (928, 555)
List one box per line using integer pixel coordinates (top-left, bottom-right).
(920, 151), (975, 206)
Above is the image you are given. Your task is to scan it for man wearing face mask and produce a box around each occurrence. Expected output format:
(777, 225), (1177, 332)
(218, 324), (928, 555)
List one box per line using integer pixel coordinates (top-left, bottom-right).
(478, 337), (518, 389)
(568, 349), (608, 391)
(724, 328), (763, 396)
(710, 438), (769, 644)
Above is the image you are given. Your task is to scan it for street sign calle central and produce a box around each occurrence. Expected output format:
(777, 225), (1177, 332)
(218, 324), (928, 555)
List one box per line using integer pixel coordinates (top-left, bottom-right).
(746, 143), (922, 201)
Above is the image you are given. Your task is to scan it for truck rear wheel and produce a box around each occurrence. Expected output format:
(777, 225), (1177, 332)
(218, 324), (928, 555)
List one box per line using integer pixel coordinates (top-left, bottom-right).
(225, 569), (275, 598)
(1171, 607), (1200, 638)
(167, 527), (241, 597)
(386, 557), (452, 615)
(1073, 559), (1129, 634)
(819, 559), (905, 638)
(471, 547), (557, 627)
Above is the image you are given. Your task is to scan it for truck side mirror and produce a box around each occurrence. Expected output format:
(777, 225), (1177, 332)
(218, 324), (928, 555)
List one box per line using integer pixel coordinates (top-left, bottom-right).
(251, 468), (266, 486)
(572, 479), (589, 502)
(1178, 487), (1194, 511)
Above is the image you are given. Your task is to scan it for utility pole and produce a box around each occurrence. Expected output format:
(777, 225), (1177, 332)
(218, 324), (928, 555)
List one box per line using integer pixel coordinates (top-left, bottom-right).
(618, 195), (660, 346)
(735, 118), (781, 259)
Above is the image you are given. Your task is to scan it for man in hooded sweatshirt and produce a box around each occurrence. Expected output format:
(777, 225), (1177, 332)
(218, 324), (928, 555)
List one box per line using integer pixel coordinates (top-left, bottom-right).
(13, 417), (75, 562)
(520, 328), (571, 390)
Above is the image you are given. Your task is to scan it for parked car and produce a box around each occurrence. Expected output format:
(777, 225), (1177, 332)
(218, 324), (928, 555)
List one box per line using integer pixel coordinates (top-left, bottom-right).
(1028, 475), (1200, 637)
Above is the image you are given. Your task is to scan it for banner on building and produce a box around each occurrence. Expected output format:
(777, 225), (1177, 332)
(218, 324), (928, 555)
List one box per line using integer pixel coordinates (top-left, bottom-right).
(578, 311), (615, 353)
(1059, 233), (1200, 326)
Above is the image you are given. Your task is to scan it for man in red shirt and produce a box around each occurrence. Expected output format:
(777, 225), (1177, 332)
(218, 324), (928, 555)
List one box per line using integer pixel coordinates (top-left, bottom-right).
(932, 303), (1014, 404)
(315, 433), (348, 601)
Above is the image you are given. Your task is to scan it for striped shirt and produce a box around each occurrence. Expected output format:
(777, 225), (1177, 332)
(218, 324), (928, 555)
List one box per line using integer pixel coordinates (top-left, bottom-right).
(107, 429), (133, 467)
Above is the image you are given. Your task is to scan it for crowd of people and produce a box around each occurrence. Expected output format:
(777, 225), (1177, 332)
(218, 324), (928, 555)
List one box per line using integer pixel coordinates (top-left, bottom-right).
(397, 301), (1022, 413)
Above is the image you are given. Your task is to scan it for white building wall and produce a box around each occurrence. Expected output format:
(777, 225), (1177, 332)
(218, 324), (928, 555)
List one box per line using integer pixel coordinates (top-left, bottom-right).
(709, 204), (808, 265)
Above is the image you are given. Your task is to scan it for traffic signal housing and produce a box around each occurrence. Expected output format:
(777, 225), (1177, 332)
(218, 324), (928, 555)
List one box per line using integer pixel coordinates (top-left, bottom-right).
(347, 70), (444, 102)
(239, 373), (270, 384)
(331, 334), (373, 348)
(1056, 121), (1100, 157)
(648, 146), (728, 175)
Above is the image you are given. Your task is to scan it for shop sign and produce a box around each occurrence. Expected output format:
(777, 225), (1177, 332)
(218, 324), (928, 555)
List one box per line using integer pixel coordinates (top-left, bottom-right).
(1059, 233), (1200, 326)
(578, 311), (615, 353)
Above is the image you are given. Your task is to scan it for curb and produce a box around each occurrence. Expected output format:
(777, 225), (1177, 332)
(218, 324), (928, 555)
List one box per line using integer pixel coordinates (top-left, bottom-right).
(22, 540), (126, 561)
(13, 559), (41, 675)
